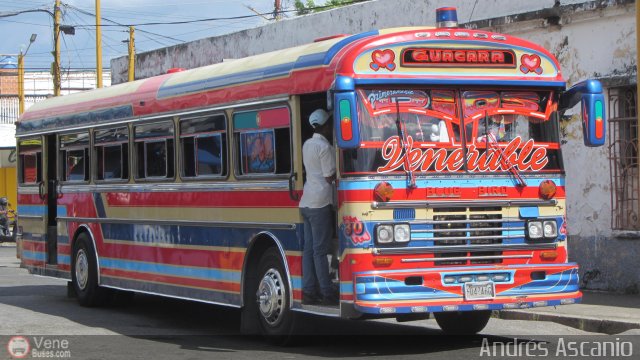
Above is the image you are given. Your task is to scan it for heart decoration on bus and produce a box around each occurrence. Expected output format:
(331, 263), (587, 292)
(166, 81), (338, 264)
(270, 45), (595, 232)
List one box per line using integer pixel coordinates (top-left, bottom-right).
(520, 54), (543, 75)
(370, 49), (396, 71)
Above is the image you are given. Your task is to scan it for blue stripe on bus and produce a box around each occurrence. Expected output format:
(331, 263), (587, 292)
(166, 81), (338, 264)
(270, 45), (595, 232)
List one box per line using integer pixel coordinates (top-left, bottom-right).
(58, 254), (70, 265)
(16, 205), (68, 217)
(100, 257), (242, 282)
(99, 223), (302, 250)
(16, 105), (134, 133)
(323, 30), (379, 64)
(338, 177), (565, 191)
(22, 250), (46, 262)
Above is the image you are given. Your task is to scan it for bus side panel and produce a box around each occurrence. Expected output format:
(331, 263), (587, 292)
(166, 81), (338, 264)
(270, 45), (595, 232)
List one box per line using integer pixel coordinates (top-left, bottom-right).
(58, 190), (303, 306)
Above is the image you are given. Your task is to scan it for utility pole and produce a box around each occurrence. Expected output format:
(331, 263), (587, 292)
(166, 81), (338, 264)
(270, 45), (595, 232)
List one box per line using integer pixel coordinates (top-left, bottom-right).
(53, 0), (61, 96)
(95, 0), (103, 88)
(274, 0), (282, 20)
(128, 26), (135, 82)
(18, 54), (24, 114)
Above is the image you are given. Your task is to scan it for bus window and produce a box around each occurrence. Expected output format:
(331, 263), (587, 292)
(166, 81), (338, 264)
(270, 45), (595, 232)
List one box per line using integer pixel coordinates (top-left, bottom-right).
(180, 114), (227, 178)
(18, 138), (42, 184)
(134, 121), (175, 180)
(95, 127), (129, 181)
(59, 132), (90, 182)
(233, 107), (291, 177)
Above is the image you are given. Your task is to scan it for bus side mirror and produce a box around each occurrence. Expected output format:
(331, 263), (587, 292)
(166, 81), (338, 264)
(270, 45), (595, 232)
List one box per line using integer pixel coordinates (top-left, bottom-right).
(559, 79), (606, 147)
(334, 91), (360, 149)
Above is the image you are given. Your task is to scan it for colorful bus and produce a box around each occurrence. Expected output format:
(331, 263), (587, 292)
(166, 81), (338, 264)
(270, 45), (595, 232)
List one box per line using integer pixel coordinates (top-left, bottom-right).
(16, 8), (606, 338)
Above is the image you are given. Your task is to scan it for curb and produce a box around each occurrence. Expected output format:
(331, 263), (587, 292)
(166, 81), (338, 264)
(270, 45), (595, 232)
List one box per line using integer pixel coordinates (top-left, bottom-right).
(494, 310), (640, 335)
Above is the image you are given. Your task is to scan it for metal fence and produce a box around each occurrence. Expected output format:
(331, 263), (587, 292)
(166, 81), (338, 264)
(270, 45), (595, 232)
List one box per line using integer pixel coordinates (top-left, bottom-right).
(0, 95), (48, 125)
(608, 86), (639, 230)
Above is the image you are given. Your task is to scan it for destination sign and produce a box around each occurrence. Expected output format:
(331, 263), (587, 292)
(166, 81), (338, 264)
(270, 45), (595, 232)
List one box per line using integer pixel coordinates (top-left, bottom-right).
(401, 48), (517, 68)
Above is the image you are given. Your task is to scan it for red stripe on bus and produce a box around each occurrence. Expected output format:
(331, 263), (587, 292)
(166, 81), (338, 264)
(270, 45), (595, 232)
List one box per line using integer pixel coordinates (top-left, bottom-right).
(101, 268), (241, 292)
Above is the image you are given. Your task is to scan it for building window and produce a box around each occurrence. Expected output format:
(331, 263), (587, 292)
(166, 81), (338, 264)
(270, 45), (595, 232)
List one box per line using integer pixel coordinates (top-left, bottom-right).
(233, 107), (291, 177)
(134, 121), (175, 180)
(95, 127), (129, 181)
(608, 86), (638, 230)
(180, 114), (227, 178)
(59, 132), (90, 182)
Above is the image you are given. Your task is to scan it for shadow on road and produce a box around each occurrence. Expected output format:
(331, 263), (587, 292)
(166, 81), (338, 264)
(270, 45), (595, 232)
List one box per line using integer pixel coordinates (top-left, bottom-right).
(0, 282), (526, 357)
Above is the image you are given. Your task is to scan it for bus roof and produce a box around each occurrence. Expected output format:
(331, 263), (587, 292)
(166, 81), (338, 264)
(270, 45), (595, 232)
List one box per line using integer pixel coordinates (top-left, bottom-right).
(17, 26), (564, 136)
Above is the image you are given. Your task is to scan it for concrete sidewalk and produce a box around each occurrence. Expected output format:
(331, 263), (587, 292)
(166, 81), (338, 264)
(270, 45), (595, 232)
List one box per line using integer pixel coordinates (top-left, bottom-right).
(496, 291), (640, 334)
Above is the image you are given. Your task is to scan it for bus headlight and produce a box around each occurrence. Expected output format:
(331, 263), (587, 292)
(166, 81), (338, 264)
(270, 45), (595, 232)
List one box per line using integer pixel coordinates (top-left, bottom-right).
(376, 223), (411, 244)
(527, 221), (543, 239)
(394, 224), (411, 242)
(377, 225), (394, 243)
(543, 220), (558, 238)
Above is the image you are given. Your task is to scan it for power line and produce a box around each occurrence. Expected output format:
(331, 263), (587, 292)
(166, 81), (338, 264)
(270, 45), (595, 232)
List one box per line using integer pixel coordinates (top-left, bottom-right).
(66, 0), (371, 27)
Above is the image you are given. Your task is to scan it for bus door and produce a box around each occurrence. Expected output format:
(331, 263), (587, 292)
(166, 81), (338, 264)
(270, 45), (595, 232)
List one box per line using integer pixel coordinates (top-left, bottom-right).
(44, 134), (58, 265)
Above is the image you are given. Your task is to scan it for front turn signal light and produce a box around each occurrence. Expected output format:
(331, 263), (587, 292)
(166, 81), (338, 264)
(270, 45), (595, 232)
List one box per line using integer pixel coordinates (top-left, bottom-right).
(372, 257), (393, 267)
(540, 251), (558, 260)
(539, 180), (557, 200)
(374, 181), (394, 202)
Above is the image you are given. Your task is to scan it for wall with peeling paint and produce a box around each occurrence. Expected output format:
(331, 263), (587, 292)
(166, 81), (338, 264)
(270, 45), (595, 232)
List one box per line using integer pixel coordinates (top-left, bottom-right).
(110, 0), (638, 293)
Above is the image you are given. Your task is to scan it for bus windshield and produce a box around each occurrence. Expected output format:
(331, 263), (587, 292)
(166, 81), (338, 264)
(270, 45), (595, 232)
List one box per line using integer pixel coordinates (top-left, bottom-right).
(341, 88), (563, 175)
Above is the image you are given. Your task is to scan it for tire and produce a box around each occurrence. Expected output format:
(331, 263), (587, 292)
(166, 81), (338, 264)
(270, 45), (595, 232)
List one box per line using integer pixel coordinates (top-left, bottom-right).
(71, 233), (110, 307)
(434, 310), (492, 335)
(254, 247), (295, 343)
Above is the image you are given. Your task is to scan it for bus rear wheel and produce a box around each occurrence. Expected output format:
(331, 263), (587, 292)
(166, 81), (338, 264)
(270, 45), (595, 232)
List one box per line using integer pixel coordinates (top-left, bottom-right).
(434, 310), (491, 335)
(71, 233), (110, 307)
(255, 247), (294, 342)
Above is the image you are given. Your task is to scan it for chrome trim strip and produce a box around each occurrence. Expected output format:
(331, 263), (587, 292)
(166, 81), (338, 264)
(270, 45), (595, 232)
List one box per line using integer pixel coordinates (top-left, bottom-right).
(57, 180), (289, 193)
(240, 231), (295, 309)
(101, 284), (241, 308)
(413, 227), (525, 233)
(418, 234), (521, 241)
(410, 219), (510, 225)
(57, 216), (297, 230)
(18, 215), (44, 221)
(17, 187), (41, 195)
(373, 199), (558, 209)
(373, 242), (557, 255)
(77, 224), (101, 286)
(401, 254), (533, 263)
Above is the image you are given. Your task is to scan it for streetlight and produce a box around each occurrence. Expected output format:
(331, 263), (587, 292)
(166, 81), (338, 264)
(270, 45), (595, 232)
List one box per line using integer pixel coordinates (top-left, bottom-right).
(18, 33), (37, 115)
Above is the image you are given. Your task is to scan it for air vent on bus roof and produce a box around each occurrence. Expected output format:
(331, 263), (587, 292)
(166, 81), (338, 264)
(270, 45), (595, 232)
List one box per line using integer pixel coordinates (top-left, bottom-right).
(314, 34), (349, 42)
(167, 68), (185, 74)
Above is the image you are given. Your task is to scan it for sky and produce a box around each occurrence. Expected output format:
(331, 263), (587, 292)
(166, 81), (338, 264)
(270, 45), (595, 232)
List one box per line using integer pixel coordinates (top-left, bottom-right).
(0, 0), (330, 71)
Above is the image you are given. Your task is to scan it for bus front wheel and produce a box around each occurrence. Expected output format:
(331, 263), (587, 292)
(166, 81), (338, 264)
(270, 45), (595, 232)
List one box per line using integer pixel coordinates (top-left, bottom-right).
(434, 310), (491, 334)
(71, 233), (109, 307)
(255, 247), (294, 342)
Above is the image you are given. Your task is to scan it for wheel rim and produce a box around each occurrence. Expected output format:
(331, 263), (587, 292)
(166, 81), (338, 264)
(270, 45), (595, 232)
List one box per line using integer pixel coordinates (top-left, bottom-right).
(256, 267), (286, 327)
(75, 249), (89, 290)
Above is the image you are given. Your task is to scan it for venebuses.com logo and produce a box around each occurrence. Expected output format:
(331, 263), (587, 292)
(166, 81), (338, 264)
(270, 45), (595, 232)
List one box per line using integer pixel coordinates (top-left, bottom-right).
(6, 336), (71, 358)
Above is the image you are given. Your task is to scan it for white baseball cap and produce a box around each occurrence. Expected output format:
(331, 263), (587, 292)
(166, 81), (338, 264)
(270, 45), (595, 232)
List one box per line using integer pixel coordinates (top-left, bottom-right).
(309, 109), (330, 128)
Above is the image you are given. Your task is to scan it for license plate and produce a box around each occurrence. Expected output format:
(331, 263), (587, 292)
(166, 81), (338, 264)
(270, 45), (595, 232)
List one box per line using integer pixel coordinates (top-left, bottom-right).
(464, 282), (495, 300)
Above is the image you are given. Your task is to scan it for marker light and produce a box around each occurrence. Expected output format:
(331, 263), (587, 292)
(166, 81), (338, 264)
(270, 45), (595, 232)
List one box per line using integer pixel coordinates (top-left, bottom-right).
(374, 181), (394, 202)
(372, 257), (393, 267)
(539, 180), (557, 200)
(540, 251), (558, 260)
(339, 99), (353, 141)
(595, 100), (604, 139)
(436, 7), (458, 28)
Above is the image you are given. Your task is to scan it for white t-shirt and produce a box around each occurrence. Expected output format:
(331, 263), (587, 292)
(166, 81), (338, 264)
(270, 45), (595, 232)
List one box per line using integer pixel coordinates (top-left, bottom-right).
(299, 133), (336, 209)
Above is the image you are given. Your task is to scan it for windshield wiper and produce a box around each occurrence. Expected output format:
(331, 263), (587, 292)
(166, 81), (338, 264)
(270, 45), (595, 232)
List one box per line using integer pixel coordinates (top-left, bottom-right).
(394, 98), (416, 189)
(484, 112), (527, 187)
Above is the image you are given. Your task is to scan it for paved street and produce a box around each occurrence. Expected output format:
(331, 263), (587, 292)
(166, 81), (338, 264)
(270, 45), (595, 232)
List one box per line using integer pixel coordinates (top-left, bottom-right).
(0, 245), (635, 360)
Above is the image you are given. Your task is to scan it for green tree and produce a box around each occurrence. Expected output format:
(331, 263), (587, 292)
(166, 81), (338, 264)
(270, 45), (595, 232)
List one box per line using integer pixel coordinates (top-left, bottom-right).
(294, 0), (368, 16)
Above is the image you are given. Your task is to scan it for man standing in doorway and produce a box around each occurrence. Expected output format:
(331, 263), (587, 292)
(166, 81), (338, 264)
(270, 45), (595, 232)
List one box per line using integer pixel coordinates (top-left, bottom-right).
(300, 109), (338, 305)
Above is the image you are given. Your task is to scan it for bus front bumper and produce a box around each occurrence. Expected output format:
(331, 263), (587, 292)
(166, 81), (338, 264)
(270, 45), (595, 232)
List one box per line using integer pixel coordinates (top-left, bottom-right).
(352, 263), (581, 315)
